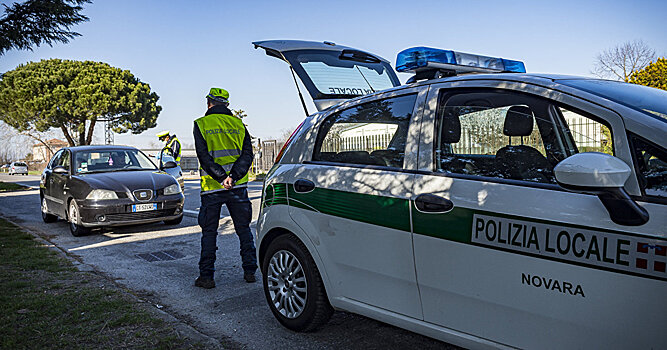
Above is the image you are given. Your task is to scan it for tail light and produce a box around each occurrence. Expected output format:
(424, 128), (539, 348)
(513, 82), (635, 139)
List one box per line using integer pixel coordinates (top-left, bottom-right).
(274, 120), (305, 163)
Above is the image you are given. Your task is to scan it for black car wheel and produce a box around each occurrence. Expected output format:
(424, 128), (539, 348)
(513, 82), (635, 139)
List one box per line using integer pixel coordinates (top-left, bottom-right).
(68, 200), (90, 237)
(262, 233), (333, 332)
(164, 214), (183, 225)
(41, 197), (57, 223)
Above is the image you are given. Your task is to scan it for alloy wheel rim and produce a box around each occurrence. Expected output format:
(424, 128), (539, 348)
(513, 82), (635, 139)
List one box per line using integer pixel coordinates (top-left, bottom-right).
(69, 202), (77, 227)
(267, 250), (307, 319)
(41, 198), (48, 214)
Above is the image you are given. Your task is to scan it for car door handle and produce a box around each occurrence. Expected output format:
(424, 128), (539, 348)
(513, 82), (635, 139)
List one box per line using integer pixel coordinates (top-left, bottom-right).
(414, 194), (454, 213)
(294, 179), (315, 193)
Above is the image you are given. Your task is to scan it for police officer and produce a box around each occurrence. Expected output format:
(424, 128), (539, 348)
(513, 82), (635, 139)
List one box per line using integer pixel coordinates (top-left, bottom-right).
(157, 130), (182, 164)
(193, 88), (256, 289)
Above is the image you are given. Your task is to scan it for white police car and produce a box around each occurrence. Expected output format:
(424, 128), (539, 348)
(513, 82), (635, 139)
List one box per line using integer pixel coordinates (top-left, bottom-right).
(253, 40), (666, 349)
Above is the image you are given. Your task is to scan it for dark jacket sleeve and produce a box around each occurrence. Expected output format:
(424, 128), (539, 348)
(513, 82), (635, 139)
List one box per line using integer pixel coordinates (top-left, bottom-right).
(229, 127), (254, 181)
(193, 123), (227, 183)
(171, 138), (181, 158)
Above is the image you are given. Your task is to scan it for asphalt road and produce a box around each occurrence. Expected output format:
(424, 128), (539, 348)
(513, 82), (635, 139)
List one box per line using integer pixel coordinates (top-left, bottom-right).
(0, 173), (453, 349)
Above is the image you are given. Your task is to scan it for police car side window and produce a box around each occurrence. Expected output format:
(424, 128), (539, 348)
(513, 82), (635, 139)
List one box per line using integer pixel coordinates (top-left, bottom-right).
(312, 94), (417, 168)
(558, 107), (613, 156)
(630, 134), (667, 198)
(435, 90), (617, 185)
(435, 90), (558, 183)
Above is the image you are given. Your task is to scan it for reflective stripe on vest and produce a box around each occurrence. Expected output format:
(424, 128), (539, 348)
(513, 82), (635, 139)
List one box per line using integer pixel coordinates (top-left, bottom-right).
(195, 113), (248, 194)
(166, 136), (182, 162)
(209, 149), (240, 158)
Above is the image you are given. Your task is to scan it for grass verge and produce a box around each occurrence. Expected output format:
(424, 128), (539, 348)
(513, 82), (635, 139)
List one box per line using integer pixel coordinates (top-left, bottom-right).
(0, 181), (29, 192)
(0, 218), (204, 349)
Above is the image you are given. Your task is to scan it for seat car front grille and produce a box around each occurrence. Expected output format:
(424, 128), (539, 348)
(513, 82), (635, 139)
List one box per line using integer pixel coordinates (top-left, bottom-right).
(105, 209), (176, 222)
(133, 189), (153, 201)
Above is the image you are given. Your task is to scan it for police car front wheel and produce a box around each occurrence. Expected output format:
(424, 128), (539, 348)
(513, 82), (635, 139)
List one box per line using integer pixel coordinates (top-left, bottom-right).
(262, 233), (333, 332)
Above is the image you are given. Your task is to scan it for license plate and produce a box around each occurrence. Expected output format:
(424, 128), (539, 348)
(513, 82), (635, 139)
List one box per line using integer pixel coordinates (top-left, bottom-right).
(132, 203), (157, 212)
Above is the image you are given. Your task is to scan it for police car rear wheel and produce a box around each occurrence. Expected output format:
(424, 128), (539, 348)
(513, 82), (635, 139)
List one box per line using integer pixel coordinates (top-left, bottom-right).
(262, 233), (333, 332)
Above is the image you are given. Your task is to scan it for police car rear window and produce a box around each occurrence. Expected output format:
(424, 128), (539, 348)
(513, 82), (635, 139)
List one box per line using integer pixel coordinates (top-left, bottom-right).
(284, 49), (399, 99)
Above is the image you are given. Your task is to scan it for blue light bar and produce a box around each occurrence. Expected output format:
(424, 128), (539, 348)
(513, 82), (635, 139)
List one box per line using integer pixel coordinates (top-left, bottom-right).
(396, 47), (526, 74)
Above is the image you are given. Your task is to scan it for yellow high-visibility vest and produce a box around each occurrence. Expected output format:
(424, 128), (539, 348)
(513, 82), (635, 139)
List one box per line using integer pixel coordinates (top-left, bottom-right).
(166, 136), (181, 162)
(195, 113), (248, 193)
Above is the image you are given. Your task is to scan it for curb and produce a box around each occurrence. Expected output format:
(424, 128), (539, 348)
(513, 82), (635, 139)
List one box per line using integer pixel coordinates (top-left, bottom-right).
(16, 182), (39, 190)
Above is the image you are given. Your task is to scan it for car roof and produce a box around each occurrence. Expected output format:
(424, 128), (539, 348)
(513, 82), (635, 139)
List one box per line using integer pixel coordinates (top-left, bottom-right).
(408, 72), (564, 86)
(67, 145), (139, 152)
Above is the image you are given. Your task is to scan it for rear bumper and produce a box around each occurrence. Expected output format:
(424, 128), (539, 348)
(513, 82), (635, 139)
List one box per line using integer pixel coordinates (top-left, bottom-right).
(76, 195), (184, 227)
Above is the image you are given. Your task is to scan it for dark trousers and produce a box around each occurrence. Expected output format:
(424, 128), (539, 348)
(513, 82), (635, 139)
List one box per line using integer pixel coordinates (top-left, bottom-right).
(198, 187), (257, 278)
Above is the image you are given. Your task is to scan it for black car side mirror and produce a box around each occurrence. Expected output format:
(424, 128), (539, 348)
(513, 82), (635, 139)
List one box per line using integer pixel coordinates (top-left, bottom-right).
(161, 161), (177, 169)
(53, 166), (69, 175)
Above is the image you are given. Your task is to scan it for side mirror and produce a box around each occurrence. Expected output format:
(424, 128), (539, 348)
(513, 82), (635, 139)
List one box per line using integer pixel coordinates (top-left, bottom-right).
(53, 166), (69, 175)
(162, 161), (177, 169)
(555, 153), (648, 226)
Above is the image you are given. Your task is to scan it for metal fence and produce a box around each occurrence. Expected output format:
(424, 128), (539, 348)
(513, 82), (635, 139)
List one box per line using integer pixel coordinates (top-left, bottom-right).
(321, 133), (393, 153)
(565, 117), (610, 153)
(451, 116), (609, 155)
(253, 139), (284, 174)
(453, 126), (545, 155)
(179, 157), (199, 172)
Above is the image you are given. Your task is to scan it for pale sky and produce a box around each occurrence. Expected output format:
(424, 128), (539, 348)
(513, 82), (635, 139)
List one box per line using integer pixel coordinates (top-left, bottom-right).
(1, 0), (666, 151)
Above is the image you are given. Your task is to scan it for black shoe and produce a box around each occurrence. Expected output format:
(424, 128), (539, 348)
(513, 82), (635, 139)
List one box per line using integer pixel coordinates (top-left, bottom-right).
(244, 272), (256, 283)
(195, 276), (215, 289)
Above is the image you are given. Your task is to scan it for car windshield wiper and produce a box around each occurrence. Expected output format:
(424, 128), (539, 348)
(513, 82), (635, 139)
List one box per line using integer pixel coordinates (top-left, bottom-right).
(105, 168), (155, 172)
(77, 168), (155, 174)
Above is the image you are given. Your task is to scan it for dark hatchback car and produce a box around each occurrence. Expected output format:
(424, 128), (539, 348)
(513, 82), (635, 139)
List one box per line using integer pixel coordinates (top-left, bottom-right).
(40, 145), (185, 236)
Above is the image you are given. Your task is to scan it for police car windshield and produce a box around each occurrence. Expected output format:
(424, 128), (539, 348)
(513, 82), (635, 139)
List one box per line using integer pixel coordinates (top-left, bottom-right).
(558, 79), (667, 122)
(74, 149), (157, 174)
(284, 49), (398, 98)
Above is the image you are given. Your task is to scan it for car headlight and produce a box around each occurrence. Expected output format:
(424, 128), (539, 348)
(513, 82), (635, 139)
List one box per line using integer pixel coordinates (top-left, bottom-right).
(164, 183), (181, 195)
(86, 189), (118, 200)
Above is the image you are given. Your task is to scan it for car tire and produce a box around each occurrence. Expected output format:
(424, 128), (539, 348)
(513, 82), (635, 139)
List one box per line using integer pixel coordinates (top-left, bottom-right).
(67, 200), (90, 237)
(164, 214), (183, 225)
(262, 233), (333, 332)
(41, 197), (57, 223)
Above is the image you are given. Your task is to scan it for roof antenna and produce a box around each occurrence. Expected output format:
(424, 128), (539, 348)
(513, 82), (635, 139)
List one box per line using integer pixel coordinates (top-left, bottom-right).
(289, 66), (310, 117)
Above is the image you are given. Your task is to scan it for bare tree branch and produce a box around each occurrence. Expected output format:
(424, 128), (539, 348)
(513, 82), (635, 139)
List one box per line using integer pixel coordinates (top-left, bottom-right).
(592, 40), (656, 82)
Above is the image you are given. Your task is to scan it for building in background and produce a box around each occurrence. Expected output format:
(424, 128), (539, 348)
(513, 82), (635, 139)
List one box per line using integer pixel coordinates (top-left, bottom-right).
(32, 139), (68, 162)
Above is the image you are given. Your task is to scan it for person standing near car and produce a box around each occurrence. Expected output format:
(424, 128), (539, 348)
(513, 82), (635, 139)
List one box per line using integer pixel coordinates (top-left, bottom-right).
(193, 87), (257, 289)
(157, 130), (182, 164)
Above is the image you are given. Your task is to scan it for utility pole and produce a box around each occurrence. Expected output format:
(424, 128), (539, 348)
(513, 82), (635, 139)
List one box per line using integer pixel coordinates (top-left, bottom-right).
(104, 120), (114, 145)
